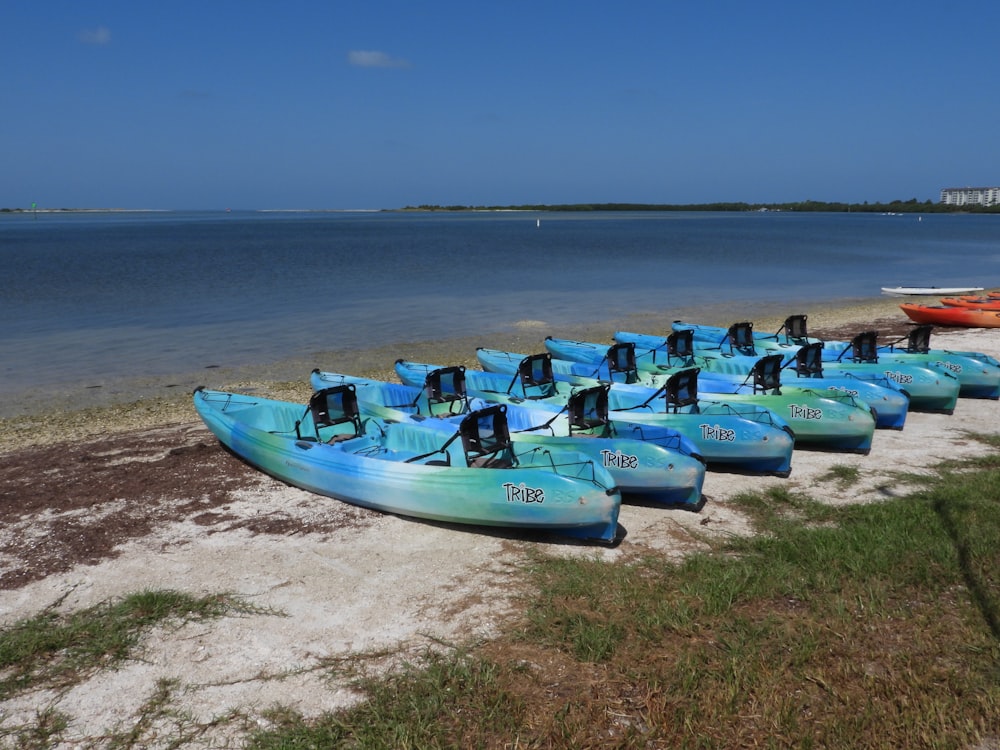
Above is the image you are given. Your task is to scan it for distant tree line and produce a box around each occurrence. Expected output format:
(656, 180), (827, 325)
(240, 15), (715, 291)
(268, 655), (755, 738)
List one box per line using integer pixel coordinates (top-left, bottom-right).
(6, 200), (998, 214)
(401, 199), (1000, 214)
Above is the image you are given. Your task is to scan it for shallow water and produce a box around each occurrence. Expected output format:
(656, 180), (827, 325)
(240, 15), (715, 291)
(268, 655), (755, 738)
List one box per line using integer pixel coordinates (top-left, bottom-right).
(3, 209), (999, 416)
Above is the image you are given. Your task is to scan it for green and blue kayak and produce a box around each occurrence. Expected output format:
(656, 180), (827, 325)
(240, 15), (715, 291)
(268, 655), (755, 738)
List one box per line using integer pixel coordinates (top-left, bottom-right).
(397, 355), (796, 476)
(540, 338), (878, 454)
(310, 369), (706, 509)
(666, 318), (972, 408)
(550, 332), (910, 430)
(194, 386), (621, 543)
(758, 317), (999, 400)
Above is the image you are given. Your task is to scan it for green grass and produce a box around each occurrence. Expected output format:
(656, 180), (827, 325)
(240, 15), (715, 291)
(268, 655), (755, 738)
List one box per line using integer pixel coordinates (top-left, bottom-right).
(4, 448), (999, 748)
(246, 444), (1000, 749)
(253, 649), (528, 749)
(0, 590), (259, 702)
(1, 707), (69, 750)
(819, 463), (862, 488)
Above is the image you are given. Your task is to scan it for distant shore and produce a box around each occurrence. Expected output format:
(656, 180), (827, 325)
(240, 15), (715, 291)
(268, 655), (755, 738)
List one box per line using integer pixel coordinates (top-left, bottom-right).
(5, 201), (999, 214)
(0, 207), (171, 213)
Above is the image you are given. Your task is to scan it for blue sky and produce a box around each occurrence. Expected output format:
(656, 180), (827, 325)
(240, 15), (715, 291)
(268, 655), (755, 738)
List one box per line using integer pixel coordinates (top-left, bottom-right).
(2, 1), (996, 209)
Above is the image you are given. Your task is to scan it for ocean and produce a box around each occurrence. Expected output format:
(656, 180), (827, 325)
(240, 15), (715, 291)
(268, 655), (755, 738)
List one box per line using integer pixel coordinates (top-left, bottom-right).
(3, 209), (999, 416)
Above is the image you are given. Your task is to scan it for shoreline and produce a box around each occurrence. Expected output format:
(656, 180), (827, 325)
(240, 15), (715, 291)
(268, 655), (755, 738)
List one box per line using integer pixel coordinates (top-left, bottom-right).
(0, 295), (965, 453)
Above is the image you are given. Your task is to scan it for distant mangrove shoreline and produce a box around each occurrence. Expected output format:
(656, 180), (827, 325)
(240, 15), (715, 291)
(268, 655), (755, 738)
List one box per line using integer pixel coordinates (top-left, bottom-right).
(4, 199), (998, 214)
(0, 207), (169, 214)
(401, 199), (1000, 214)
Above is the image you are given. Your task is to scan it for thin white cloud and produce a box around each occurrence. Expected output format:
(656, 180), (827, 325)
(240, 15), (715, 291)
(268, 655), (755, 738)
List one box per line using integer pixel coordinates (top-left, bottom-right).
(79, 26), (111, 45)
(348, 50), (410, 69)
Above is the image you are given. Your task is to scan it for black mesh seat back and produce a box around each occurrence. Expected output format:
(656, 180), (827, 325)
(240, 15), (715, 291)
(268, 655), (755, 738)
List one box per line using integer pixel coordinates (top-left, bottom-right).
(607, 342), (639, 383)
(667, 329), (694, 360)
(849, 331), (879, 363)
(906, 325), (932, 353)
(784, 314), (809, 341)
(460, 405), (514, 468)
(753, 355), (784, 392)
(795, 342), (824, 376)
(518, 353), (554, 387)
(424, 366), (467, 403)
(666, 368), (699, 408)
(728, 322), (756, 354)
(516, 353), (556, 399)
(309, 385), (361, 440)
(567, 385), (610, 433)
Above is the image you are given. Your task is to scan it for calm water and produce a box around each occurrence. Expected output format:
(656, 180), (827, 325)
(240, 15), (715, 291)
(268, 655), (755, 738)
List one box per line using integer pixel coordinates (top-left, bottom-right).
(3, 210), (1000, 411)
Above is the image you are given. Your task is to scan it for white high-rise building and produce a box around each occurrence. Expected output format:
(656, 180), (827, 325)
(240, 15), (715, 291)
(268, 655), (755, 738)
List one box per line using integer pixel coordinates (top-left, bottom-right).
(940, 187), (1000, 207)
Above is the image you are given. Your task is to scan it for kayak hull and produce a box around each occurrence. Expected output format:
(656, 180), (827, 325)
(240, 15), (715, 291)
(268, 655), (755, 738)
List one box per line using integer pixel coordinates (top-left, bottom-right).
(194, 388), (621, 543)
(900, 304), (1000, 328)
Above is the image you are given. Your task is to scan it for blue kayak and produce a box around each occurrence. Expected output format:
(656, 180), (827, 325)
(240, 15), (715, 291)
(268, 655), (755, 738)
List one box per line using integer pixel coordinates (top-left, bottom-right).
(612, 328), (910, 429)
(194, 386), (622, 543)
(311, 369), (706, 509)
(664, 318), (969, 410)
(396, 356), (797, 476)
(540, 338), (878, 454)
(759, 316), (1000, 400)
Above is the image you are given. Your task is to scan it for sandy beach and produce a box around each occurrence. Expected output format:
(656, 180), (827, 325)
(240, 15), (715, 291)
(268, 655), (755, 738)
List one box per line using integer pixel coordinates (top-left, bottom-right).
(2, 296), (999, 745)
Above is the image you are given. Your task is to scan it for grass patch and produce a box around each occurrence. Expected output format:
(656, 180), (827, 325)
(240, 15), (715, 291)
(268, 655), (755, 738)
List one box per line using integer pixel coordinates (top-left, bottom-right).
(0, 589), (260, 701)
(729, 484), (837, 530)
(248, 445), (1000, 748)
(251, 649), (527, 749)
(819, 462), (862, 488)
(0, 707), (69, 750)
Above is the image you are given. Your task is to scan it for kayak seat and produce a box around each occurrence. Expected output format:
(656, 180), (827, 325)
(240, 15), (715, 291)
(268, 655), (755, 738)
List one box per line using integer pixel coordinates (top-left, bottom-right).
(666, 329), (694, 363)
(793, 342), (824, 377)
(301, 385), (362, 442)
(469, 456), (513, 469)
(665, 368), (700, 413)
(749, 354), (783, 394)
(905, 324), (932, 353)
(460, 405), (515, 469)
(515, 353), (557, 399)
(846, 331), (879, 363)
(884, 323), (932, 354)
(727, 322), (756, 355)
(606, 342), (641, 384)
(777, 314), (809, 344)
(423, 366), (468, 415)
(566, 385), (611, 436)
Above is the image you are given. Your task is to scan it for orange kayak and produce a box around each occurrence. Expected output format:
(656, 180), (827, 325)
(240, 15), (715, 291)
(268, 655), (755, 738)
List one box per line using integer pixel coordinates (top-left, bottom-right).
(900, 303), (1000, 327)
(939, 296), (1000, 310)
